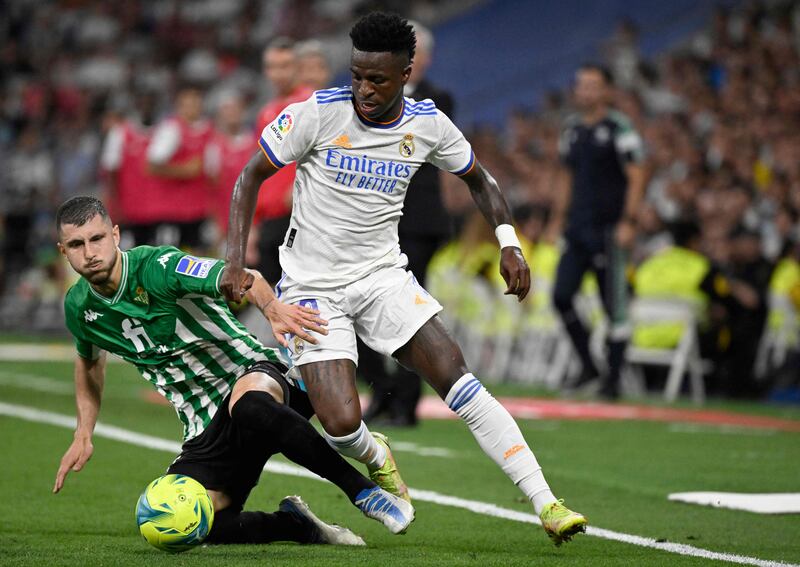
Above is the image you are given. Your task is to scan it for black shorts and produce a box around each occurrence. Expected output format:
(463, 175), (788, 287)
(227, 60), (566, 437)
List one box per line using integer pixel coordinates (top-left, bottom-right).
(167, 361), (314, 512)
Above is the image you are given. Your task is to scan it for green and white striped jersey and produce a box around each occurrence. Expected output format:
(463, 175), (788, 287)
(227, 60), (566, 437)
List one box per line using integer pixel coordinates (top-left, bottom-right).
(63, 245), (281, 440)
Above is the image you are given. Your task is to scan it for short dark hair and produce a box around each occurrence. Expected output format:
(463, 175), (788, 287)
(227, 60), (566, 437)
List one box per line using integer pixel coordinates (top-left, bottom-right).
(56, 196), (110, 232)
(729, 223), (760, 241)
(268, 36), (295, 51)
(350, 12), (416, 61)
(668, 220), (701, 248)
(579, 62), (613, 85)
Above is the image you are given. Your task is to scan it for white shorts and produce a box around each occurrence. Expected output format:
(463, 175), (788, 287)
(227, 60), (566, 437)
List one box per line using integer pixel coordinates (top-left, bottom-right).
(276, 259), (443, 367)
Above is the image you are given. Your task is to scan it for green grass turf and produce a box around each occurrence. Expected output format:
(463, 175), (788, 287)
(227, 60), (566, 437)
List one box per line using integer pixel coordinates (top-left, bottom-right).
(0, 359), (799, 566)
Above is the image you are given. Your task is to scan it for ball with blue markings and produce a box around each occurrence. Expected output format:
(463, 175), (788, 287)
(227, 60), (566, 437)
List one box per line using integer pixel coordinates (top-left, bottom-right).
(135, 474), (214, 553)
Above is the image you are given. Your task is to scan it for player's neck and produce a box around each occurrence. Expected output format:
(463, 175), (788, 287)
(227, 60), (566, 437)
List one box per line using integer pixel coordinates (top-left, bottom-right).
(355, 96), (404, 125)
(90, 249), (123, 298)
(581, 105), (608, 125)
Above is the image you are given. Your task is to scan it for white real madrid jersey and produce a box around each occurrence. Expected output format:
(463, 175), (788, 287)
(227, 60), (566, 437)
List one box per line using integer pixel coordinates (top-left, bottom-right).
(258, 86), (474, 288)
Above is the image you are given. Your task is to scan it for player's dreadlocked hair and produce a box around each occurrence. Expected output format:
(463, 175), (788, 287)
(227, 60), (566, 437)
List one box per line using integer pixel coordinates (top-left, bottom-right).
(56, 195), (110, 231)
(350, 12), (416, 61)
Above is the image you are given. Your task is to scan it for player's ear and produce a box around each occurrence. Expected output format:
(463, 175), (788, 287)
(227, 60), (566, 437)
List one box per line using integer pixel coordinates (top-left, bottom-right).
(112, 224), (121, 247)
(56, 242), (65, 257)
(401, 64), (412, 84)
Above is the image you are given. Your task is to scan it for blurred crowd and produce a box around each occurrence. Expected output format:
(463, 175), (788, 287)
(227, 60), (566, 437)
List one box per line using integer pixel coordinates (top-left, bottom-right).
(434, 2), (800, 400)
(0, 0), (462, 327)
(1, 0), (798, 400)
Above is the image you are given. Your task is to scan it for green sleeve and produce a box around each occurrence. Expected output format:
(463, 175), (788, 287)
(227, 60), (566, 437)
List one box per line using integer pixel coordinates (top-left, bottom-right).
(142, 246), (225, 298)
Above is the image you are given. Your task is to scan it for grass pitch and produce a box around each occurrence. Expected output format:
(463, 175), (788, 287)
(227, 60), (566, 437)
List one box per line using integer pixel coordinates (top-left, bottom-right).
(1, 358), (799, 566)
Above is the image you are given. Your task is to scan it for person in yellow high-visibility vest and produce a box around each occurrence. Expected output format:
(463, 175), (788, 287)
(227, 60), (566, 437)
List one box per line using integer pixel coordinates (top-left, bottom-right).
(767, 240), (800, 348)
(632, 222), (720, 349)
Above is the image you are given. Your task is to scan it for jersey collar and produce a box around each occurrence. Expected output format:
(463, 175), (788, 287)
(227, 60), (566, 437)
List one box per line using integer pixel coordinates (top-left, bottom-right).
(354, 98), (405, 129)
(88, 250), (129, 305)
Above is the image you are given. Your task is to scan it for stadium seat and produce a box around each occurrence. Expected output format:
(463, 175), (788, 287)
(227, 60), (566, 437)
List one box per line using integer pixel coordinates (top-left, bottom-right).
(754, 292), (799, 380)
(511, 276), (576, 388)
(626, 297), (705, 404)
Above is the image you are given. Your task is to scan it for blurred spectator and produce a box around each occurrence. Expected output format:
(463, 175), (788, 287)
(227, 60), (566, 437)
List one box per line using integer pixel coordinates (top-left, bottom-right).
(146, 84), (214, 250)
(714, 226), (774, 397)
(1, 0), (798, 401)
(205, 91), (255, 246)
(632, 221), (723, 350)
(253, 37), (313, 284)
(548, 64), (647, 400)
(296, 40), (333, 90)
(631, 202), (671, 265)
(100, 93), (160, 249)
(1, 124), (55, 294)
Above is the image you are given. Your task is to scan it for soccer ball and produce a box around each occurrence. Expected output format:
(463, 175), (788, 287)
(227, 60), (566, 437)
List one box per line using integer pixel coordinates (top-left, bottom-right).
(135, 474), (214, 553)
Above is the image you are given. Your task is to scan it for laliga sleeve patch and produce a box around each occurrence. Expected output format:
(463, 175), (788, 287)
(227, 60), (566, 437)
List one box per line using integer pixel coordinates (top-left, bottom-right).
(266, 111), (294, 145)
(175, 255), (218, 279)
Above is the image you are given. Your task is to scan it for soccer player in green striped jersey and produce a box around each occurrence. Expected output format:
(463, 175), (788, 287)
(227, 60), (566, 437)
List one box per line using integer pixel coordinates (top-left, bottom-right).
(52, 196), (414, 545)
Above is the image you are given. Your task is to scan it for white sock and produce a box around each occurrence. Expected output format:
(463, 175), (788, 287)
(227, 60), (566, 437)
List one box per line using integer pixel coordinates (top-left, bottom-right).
(324, 421), (386, 470)
(446, 373), (557, 515)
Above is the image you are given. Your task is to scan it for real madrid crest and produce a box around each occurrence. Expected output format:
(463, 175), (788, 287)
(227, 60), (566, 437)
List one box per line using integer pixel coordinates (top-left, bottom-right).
(399, 134), (415, 158)
(294, 336), (304, 354)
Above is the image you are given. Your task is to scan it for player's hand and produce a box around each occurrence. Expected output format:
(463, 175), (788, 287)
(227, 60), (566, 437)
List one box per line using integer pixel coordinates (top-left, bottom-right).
(264, 300), (328, 347)
(499, 247), (531, 302)
(614, 220), (636, 250)
(220, 265), (254, 303)
(53, 435), (94, 493)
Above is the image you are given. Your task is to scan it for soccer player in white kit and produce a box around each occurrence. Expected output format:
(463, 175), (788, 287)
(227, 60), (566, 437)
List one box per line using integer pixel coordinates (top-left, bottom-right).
(222, 12), (587, 545)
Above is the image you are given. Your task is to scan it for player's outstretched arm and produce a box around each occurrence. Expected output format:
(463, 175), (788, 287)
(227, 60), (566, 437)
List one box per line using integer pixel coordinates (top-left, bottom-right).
(221, 151), (280, 302)
(242, 268), (329, 347)
(53, 353), (106, 493)
(460, 161), (531, 302)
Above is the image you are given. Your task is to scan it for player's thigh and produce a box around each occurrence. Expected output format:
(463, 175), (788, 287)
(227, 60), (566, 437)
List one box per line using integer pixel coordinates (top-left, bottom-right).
(352, 263), (443, 361)
(554, 237), (593, 308)
(278, 276), (362, 434)
(278, 278), (359, 368)
(229, 370), (285, 413)
(393, 315), (469, 398)
(298, 359), (362, 436)
(206, 489), (233, 512)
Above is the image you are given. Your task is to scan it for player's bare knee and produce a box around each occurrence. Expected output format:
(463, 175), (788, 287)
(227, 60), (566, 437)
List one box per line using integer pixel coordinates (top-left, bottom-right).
(319, 409), (362, 438)
(207, 489), (232, 512)
(427, 368), (464, 399)
(229, 372), (284, 415)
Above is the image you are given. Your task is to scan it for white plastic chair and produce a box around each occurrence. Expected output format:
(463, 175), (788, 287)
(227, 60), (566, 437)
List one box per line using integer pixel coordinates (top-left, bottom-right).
(626, 297), (705, 404)
(754, 292), (799, 379)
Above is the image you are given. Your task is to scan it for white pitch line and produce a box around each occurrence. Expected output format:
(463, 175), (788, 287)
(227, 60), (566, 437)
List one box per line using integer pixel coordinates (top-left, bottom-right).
(390, 441), (454, 458)
(0, 401), (796, 567)
(0, 371), (75, 395)
(0, 344), (126, 363)
(668, 423), (778, 436)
